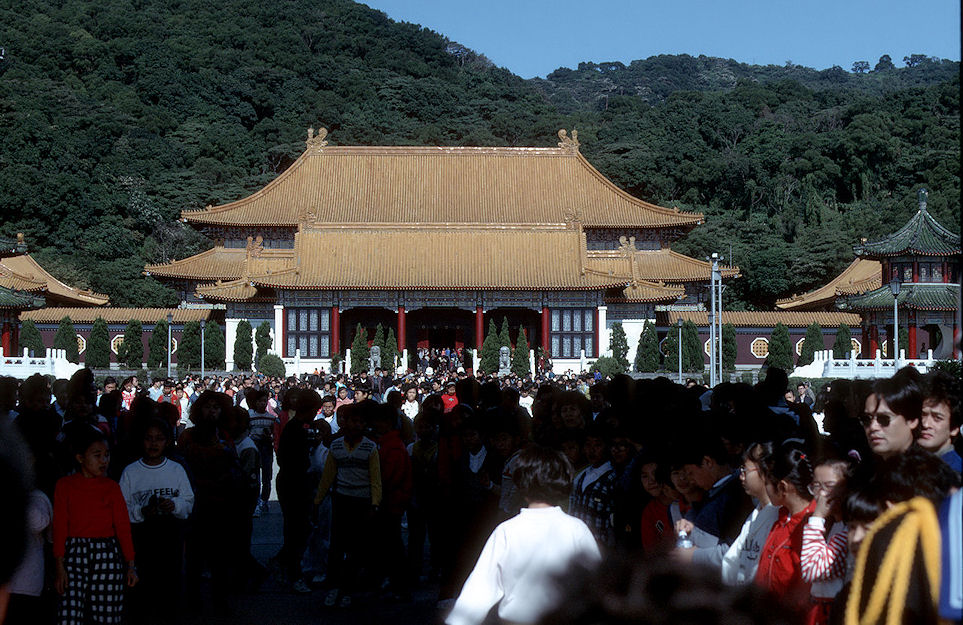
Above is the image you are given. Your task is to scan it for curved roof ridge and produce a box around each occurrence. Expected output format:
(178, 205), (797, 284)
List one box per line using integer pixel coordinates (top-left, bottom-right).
(572, 152), (703, 226)
(854, 206), (961, 258)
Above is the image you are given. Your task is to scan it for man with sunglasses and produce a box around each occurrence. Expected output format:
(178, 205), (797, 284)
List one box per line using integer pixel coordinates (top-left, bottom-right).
(860, 372), (922, 460)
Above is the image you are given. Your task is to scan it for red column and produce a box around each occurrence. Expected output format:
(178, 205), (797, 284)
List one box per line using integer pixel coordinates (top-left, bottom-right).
(954, 321), (961, 359)
(541, 306), (550, 352)
(870, 326), (879, 356)
(1, 322), (10, 356)
(861, 325), (869, 357)
(908, 311), (917, 357)
(882, 260), (889, 282)
(331, 306), (340, 355)
(912, 261), (919, 283)
(475, 306), (484, 350)
(943, 261), (949, 283)
(397, 306), (406, 352)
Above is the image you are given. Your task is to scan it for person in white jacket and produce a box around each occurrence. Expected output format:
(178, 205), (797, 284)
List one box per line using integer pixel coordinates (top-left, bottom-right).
(446, 446), (601, 625)
(119, 418), (194, 619)
(721, 442), (779, 585)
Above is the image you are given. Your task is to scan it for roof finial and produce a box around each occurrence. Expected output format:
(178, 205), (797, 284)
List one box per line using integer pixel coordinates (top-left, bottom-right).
(917, 188), (928, 212)
(306, 126), (329, 152)
(557, 129), (579, 152)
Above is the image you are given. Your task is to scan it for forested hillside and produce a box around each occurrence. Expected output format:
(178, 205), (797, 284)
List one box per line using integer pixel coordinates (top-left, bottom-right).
(0, 0), (958, 309)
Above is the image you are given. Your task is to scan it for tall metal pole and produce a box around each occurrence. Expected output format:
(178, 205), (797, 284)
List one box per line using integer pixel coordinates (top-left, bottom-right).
(708, 255), (716, 387)
(717, 257), (724, 383)
(677, 318), (683, 385)
(200, 319), (206, 379)
(166, 312), (173, 379)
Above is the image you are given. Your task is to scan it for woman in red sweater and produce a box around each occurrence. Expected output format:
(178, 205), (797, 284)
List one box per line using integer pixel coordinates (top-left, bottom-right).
(754, 440), (815, 610)
(53, 427), (137, 625)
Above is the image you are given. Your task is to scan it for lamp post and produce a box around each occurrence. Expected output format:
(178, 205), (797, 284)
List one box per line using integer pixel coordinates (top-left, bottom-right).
(890, 277), (900, 368)
(200, 319), (206, 379)
(166, 312), (174, 379)
(677, 317), (684, 385)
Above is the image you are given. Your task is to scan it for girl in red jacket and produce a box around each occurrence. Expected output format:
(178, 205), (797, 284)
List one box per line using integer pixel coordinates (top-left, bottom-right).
(53, 427), (137, 625)
(754, 440), (815, 609)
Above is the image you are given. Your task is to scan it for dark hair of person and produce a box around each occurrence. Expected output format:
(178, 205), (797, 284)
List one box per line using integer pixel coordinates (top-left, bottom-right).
(679, 432), (731, 467)
(246, 388), (268, 405)
(744, 440), (775, 466)
(143, 417), (174, 444)
(922, 370), (961, 429)
(841, 487), (884, 525)
(554, 390), (591, 420)
(759, 439), (813, 499)
(69, 424), (108, 459)
(295, 389), (322, 418)
(188, 390), (232, 427)
(320, 394), (336, 406)
(875, 447), (961, 505)
(868, 370), (923, 425)
(513, 445), (574, 505)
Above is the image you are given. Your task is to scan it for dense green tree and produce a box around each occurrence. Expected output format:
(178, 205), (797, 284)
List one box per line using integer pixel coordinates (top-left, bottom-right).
(53, 317), (80, 364)
(258, 353), (285, 378)
(119, 319), (144, 369)
(832, 324), (853, 358)
(591, 356), (623, 378)
(147, 319), (168, 370)
(350, 324), (369, 375)
(499, 318), (511, 350)
(610, 322), (629, 373)
(897, 327), (909, 359)
(767, 323), (794, 371)
(634, 321), (659, 372)
(19, 320), (44, 356)
(663, 326), (680, 374)
(254, 322), (272, 367)
(722, 323), (738, 372)
(480, 319), (500, 374)
(874, 54), (895, 72)
(233, 320), (253, 371)
(179, 321), (201, 370)
(86, 318), (110, 368)
(383, 328), (399, 373)
(798, 323), (824, 366)
(682, 320), (704, 373)
(204, 321), (226, 370)
(511, 328), (531, 377)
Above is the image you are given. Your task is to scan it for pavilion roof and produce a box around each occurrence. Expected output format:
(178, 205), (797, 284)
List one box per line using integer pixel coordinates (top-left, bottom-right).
(181, 131), (703, 230)
(20, 307), (212, 324)
(853, 191), (960, 258)
(776, 259), (882, 311)
(195, 226), (627, 299)
(0, 254), (109, 306)
(145, 245), (296, 280)
(0, 286), (45, 310)
(837, 283), (960, 312)
(586, 246), (739, 284)
(658, 310), (862, 328)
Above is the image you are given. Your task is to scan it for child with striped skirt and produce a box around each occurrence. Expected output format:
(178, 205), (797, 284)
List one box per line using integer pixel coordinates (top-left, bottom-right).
(54, 426), (137, 625)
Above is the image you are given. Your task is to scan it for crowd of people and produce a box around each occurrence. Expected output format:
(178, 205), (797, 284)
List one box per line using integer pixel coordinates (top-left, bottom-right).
(0, 361), (960, 625)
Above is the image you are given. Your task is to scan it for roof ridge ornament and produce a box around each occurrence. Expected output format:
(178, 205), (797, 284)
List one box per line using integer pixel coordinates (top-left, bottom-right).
(557, 129), (579, 153)
(306, 126), (329, 152)
(918, 188), (928, 212)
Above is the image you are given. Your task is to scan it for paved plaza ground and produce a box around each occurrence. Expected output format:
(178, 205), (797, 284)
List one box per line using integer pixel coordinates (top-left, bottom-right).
(173, 501), (443, 625)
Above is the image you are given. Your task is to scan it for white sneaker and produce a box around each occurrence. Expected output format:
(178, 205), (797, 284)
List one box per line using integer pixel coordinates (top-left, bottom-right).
(292, 579), (312, 594)
(324, 589), (340, 607)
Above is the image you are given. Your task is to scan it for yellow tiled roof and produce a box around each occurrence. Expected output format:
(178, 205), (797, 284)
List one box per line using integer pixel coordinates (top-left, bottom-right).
(663, 310), (862, 328)
(20, 307), (211, 324)
(145, 246), (296, 280)
(776, 259), (882, 311)
(197, 226), (626, 295)
(613, 281), (686, 302)
(181, 145), (703, 229)
(0, 255), (109, 306)
(586, 248), (740, 283)
(195, 280), (261, 302)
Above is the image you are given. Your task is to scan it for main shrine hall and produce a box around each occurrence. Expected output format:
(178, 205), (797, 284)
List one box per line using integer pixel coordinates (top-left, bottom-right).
(146, 129), (736, 372)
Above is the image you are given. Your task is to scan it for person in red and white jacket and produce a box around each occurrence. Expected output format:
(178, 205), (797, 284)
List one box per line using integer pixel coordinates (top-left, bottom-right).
(801, 458), (851, 625)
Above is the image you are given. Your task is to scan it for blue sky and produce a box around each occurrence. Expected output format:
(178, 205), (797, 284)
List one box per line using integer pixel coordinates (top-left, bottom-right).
(362, 0), (961, 78)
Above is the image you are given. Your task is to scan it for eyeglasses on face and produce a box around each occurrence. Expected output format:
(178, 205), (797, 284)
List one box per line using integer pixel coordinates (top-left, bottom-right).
(858, 412), (898, 428)
(808, 481), (838, 496)
(738, 466), (758, 477)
